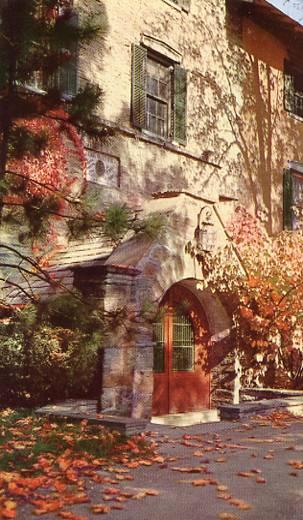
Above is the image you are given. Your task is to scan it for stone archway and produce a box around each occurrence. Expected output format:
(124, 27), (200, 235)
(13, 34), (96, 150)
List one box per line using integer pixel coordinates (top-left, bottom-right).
(151, 278), (233, 416)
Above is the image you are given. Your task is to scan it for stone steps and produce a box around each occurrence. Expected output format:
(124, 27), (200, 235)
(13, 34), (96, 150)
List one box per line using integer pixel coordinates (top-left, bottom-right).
(35, 400), (147, 435)
(151, 409), (220, 427)
(219, 397), (303, 421)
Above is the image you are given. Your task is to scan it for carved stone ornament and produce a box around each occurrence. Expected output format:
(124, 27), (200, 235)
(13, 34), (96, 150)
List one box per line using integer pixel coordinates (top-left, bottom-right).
(85, 149), (120, 187)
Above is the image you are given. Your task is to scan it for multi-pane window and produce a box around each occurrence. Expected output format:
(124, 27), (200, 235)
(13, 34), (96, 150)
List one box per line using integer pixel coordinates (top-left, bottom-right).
(172, 313), (194, 372)
(131, 44), (187, 144)
(26, 3), (78, 98)
(283, 168), (303, 230)
(152, 312), (195, 373)
(284, 61), (303, 118)
(146, 58), (171, 137)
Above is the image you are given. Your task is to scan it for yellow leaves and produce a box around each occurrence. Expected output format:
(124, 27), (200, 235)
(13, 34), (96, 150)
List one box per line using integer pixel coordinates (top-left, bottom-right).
(218, 514), (238, 520)
(193, 450), (204, 457)
(263, 453), (274, 460)
(91, 504), (111, 514)
(217, 485), (229, 492)
(32, 498), (63, 514)
(58, 514), (88, 520)
(58, 456), (72, 472)
(172, 466), (204, 473)
(129, 492), (145, 500)
(229, 498), (252, 510)
(1, 500), (17, 519)
(191, 479), (210, 487)
(63, 493), (90, 506)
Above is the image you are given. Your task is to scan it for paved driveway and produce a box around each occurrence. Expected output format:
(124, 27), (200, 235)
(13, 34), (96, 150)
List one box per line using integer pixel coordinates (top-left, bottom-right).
(21, 414), (303, 519)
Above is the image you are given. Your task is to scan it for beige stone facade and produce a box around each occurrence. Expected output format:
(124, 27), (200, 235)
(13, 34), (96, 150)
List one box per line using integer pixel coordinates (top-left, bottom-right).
(5, 0), (303, 418)
(63, 0), (303, 418)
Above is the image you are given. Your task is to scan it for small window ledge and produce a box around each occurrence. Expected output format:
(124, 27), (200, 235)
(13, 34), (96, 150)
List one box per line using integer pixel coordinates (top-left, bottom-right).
(162, 0), (182, 12)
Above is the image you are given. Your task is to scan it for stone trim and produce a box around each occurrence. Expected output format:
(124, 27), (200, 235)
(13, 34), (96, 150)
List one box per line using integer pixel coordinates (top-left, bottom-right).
(87, 117), (221, 169)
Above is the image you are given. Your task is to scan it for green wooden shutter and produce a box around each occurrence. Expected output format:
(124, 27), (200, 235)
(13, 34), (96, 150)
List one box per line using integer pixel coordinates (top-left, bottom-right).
(283, 169), (294, 230)
(58, 12), (79, 98)
(173, 66), (187, 145)
(131, 44), (147, 129)
(284, 60), (295, 113)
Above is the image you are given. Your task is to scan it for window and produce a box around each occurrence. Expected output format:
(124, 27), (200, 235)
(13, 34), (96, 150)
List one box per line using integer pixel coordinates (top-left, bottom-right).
(131, 44), (187, 144)
(26, 4), (78, 98)
(284, 61), (303, 118)
(153, 311), (194, 373)
(48, 10), (79, 99)
(283, 167), (303, 230)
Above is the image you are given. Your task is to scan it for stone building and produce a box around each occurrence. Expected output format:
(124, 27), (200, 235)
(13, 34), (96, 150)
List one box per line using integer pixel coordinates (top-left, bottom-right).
(4, 0), (303, 420)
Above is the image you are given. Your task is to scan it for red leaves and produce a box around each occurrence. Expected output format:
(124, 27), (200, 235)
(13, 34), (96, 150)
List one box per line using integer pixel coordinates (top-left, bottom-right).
(239, 305), (254, 320)
(91, 504), (111, 514)
(0, 411), (159, 519)
(0, 501), (17, 519)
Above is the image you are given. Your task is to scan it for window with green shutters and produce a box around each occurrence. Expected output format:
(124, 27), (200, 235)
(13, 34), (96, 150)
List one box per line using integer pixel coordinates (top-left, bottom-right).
(283, 168), (303, 230)
(131, 44), (187, 144)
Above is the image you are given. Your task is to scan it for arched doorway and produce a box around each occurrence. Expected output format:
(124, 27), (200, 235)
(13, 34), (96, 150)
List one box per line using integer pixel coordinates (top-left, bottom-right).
(152, 283), (210, 416)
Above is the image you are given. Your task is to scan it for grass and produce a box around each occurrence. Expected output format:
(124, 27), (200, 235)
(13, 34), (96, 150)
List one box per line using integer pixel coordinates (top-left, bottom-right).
(0, 408), (144, 472)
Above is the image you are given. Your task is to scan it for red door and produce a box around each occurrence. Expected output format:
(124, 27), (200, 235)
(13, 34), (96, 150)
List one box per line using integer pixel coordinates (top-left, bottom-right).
(152, 286), (210, 416)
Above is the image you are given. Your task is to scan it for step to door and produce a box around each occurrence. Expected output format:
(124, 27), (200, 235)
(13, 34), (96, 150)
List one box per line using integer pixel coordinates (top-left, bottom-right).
(151, 409), (219, 427)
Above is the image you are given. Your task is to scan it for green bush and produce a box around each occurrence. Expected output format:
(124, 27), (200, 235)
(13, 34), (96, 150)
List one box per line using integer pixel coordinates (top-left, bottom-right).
(0, 295), (103, 406)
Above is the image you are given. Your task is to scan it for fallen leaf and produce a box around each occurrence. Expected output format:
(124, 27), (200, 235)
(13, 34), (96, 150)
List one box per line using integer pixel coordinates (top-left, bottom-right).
(131, 492), (146, 500)
(91, 504), (111, 514)
(250, 468), (262, 474)
(172, 467), (203, 473)
(139, 460), (153, 466)
(217, 493), (232, 501)
(115, 496), (127, 503)
(256, 477), (266, 484)
(32, 499), (63, 514)
(218, 513), (239, 520)
(192, 479), (209, 487)
(1, 508), (16, 519)
(229, 498), (252, 510)
(145, 489), (160, 496)
(103, 488), (120, 495)
(58, 513), (88, 520)
(217, 485), (229, 492)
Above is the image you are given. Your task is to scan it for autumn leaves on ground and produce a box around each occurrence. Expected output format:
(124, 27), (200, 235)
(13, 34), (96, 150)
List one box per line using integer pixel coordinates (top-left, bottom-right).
(2, 409), (303, 519)
(0, 409), (160, 519)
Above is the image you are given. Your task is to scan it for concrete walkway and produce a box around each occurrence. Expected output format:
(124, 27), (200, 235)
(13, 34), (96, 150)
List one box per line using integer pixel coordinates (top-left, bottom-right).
(21, 411), (303, 519)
